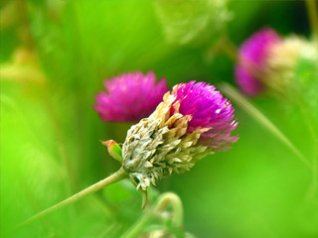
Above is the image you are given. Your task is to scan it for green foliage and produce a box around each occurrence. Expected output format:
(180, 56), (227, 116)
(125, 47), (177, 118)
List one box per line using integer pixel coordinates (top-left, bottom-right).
(154, 0), (231, 45)
(1, 0), (318, 237)
(294, 55), (318, 132)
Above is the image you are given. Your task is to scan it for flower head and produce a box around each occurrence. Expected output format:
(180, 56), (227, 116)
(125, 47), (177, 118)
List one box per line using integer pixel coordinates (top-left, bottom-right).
(172, 81), (238, 151)
(235, 28), (281, 96)
(265, 36), (318, 92)
(122, 81), (238, 190)
(95, 72), (168, 122)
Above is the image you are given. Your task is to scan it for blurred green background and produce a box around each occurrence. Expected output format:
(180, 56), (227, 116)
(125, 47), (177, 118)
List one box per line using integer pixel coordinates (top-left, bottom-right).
(1, 0), (317, 237)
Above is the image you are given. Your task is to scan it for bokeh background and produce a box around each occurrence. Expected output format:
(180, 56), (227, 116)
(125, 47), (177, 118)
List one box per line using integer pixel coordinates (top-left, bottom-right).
(1, 0), (317, 237)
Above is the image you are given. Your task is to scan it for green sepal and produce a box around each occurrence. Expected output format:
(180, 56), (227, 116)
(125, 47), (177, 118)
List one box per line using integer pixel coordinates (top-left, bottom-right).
(102, 140), (123, 162)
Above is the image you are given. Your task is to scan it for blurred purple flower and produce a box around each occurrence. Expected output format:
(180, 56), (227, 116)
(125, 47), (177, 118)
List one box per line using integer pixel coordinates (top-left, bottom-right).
(95, 72), (168, 122)
(172, 81), (238, 151)
(235, 28), (281, 96)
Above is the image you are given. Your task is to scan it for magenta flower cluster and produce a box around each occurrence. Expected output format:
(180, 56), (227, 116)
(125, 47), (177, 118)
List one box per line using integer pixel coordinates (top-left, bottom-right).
(95, 72), (168, 122)
(235, 28), (281, 96)
(172, 81), (238, 151)
(95, 72), (238, 152)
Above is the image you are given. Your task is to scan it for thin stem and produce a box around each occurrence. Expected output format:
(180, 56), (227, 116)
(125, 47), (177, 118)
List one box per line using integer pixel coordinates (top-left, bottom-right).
(306, 0), (318, 45)
(220, 82), (311, 169)
(122, 211), (152, 238)
(222, 35), (238, 62)
(19, 168), (127, 227)
(17, 0), (34, 48)
(0, 0), (20, 30)
(122, 192), (183, 238)
(153, 192), (183, 227)
(296, 98), (318, 197)
(205, 35), (238, 62)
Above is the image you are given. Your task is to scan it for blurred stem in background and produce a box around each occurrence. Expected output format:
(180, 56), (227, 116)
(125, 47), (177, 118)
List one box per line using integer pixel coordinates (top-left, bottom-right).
(220, 83), (310, 169)
(221, 34), (238, 62)
(306, 0), (318, 47)
(296, 97), (318, 198)
(204, 33), (237, 62)
(122, 192), (184, 238)
(0, 49), (79, 227)
(0, 0), (20, 30)
(221, 0), (318, 197)
(22, 0), (76, 192)
(1, 0), (79, 193)
(0, 0), (79, 227)
(305, 0), (318, 199)
(0, 0), (35, 48)
(216, 36), (311, 170)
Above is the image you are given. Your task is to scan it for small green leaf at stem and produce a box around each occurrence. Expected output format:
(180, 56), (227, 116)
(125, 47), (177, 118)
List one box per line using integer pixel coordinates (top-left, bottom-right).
(102, 140), (123, 162)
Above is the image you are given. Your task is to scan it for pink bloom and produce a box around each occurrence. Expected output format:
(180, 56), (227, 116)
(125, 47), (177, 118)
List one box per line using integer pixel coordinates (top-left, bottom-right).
(95, 72), (168, 122)
(122, 81), (238, 189)
(172, 81), (238, 151)
(235, 28), (281, 96)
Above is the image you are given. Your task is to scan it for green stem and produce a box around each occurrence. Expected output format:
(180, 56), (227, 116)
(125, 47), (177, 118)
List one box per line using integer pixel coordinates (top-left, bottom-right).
(19, 167), (127, 227)
(17, 0), (34, 48)
(153, 192), (183, 227)
(306, 0), (318, 45)
(0, 0), (20, 30)
(205, 35), (238, 62)
(122, 192), (183, 238)
(296, 98), (318, 197)
(220, 83), (311, 169)
(122, 211), (152, 238)
(222, 35), (238, 62)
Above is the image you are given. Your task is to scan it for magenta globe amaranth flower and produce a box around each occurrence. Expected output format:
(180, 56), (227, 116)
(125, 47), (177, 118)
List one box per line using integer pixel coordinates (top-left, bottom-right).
(95, 72), (168, 122)
(122, 81), (238, 190)
(235, 28), (318, 96)
(173, 81), (238, 151)
(235, 28), (281, 96)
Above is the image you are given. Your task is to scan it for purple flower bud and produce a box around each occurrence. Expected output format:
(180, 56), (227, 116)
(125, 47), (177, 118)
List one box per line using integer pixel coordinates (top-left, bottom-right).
(235, 28), (281, 96)
(95, 72), (168, 122)
(172, 81), (238, 151)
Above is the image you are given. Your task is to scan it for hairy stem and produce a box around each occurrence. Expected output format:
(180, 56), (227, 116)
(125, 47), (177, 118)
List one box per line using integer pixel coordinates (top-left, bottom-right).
(19, 167), (127, 227)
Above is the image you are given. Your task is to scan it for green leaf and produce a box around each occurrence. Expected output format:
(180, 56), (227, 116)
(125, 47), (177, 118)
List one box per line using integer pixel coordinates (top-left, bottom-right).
(154, 0), (231, 45)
